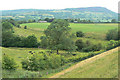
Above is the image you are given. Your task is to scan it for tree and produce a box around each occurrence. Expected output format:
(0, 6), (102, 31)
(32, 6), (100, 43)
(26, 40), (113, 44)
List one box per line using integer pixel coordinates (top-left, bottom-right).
(44, 18), (50, 22)
(44, 19), (76, 54)
(2, 21), (13, 32)
(106, 29), (118, 40)
(111, 19), (117, 23)
(8, 18), (18, 26)
(75, 39), (85, 51)
(2, 55), (18, 70)
(40, 36), (48, 48)
(28, 19), (33, 23)
(24, 26), (27, 29)
(76, 31), (84, 37)
(23, 35), (38, 48)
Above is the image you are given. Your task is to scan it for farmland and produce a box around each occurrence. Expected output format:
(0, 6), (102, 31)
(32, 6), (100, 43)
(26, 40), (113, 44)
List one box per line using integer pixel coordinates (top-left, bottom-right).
(19, 23), (118, 40)
(2, 22), (119, 78)
(51, 47), (118, 78)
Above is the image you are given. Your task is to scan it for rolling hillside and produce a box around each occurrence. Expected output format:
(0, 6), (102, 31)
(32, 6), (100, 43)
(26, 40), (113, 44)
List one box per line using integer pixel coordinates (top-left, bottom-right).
(50, 47), (118, 78)
(1, 7), (117, 21)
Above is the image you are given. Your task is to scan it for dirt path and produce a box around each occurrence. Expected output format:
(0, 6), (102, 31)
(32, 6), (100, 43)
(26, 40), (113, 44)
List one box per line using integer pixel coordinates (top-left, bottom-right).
(50, 47), (118, 78)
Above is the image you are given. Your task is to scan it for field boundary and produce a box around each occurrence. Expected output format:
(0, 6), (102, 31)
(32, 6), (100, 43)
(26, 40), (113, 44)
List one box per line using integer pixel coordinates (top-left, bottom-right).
(50, 47), (118, 78)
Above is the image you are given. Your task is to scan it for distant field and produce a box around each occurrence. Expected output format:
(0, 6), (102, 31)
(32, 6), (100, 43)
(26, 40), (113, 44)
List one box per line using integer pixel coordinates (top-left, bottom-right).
(51, 47), (118, 78)
(20, 23), (118, 40)
(20, 23), (118, 33)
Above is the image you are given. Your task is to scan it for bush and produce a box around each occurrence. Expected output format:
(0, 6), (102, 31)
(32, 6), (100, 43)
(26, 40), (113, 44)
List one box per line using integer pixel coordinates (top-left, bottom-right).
(106, 40), (119, 50)
(75, 39), (85, 51)
(2, 55), (18, 70)
(23, 35), (38, 48)
(17, 25), (21, 28)
(82, 42), (103, 52)
(24, 26), (27, 29)
(76, 31), (84, 37)
(22, 52), (65, 71)
(106, 29), (118, 40)
(40, 36), (48, 48)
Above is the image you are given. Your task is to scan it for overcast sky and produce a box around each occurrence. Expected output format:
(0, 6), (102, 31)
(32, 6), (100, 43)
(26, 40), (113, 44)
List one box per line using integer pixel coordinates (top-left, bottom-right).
(0, 0), (119, 13)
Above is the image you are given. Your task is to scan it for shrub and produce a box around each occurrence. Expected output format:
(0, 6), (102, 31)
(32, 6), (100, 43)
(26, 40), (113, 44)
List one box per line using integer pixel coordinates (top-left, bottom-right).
(40, 36), (48, 48)
(23, 35), (38, 48)
(24, 26), (27, 29)
(106, 40), (119, 50)
(82, 42), (103, 52)
(17, 25), (21, 28)
(75, 39), (85, 51)
(22, 52), (65, 71)
(2, 55), (18, 70)
(76, 31), (84, 37)
(106, 29), (118, 40)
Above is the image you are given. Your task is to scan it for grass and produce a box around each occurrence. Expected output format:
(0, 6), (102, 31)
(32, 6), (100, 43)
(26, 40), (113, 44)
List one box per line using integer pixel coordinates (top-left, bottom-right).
(58, 50), (118, 78)
(19, 23), (118, 40)
(1, 47), (91, 78)
(20, 23), (118, 33)
(2, 23), (118, 78)
(2, 47), (49, 69)
(1, 47), (91, 69)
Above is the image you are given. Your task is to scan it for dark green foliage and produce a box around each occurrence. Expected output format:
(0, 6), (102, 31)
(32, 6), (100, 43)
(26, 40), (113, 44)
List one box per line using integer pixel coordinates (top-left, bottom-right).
(2, 21), (13, 32)
(7, 19), (18, 26)
(75, 39), (103, 52)
(44, 18), (54, 22)
(16, 25), (21, 28)
(2, 21), (38, 47)
(111, 19), (117, 23)
(75, 39), (85, 51)
(24, 26), (27, 29)
(44, 19), (76, 54)
(22, 52), (65, 71)
(2, 55), (18, 70)
(23, 35), (38, 48)
(76, 31), (84, 37)
(40, 36), (48, 48)
(106, 40), (119, 50)
(2, 32), (24, 47)
(106, 29), (118, 40)
(82, 43), (103, 52)
(118, 29), (120, 40)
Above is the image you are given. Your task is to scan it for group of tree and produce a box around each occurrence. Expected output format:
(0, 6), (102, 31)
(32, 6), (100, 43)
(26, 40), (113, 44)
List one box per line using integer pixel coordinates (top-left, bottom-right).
(44, 18), (55, 22)
(2, 21), (39, 48)
(75, 39), (103, 52)
(106, 29), (120, 41)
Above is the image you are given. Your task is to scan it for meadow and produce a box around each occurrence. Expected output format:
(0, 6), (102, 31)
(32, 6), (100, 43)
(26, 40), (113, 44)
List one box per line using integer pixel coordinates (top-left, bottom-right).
(20, 23), (118, 40)
(58, 49), (118, 78)
(2, 22), (118, 78)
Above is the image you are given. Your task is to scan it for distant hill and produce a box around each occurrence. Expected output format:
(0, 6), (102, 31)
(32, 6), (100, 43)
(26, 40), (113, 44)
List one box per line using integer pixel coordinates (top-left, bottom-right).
(1, 7), (118, 22)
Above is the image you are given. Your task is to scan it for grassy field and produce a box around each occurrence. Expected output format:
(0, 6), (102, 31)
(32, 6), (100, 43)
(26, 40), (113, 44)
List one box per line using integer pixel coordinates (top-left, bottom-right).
(1, 47), (95, 78)
(2, 46), (118, 78)
(19, 23), (118, 40)
(20, 23), (118, 33)
(2, 47), (94, 69)
(2, 23), (118, 78)
(51, 47), (118, 78)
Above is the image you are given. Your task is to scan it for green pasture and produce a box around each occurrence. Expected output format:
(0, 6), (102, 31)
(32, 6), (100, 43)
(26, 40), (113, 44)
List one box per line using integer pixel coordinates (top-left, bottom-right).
(20, 23), (118, 33)
(19, 23), (118, 40)
(59, 51), (118, 78)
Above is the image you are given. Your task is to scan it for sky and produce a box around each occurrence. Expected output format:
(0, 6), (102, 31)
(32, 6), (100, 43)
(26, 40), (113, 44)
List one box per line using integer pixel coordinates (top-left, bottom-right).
(0, 0), (119, 13)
